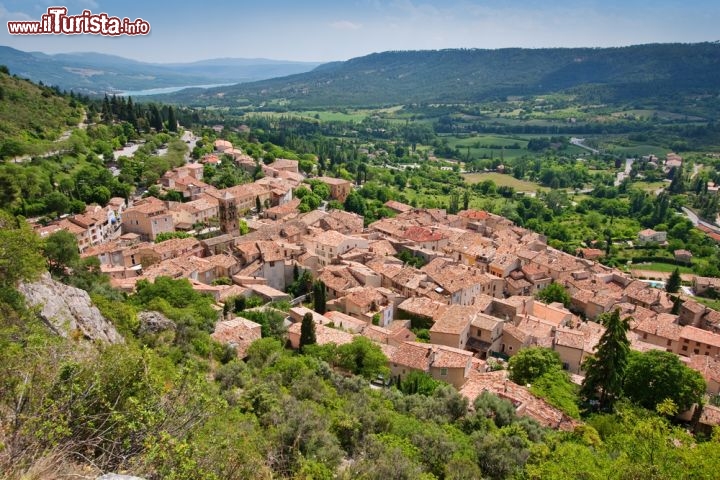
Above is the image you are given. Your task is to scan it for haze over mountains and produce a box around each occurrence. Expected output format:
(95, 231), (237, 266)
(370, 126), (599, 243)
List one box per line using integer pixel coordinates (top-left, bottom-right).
(3, 43), (720, 111)
(0, 46), (321, 95)
(156, 43), (720, 109)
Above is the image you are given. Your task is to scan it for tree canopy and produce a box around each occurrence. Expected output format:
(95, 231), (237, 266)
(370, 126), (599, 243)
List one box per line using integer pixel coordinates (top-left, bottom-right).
(508, 347), (563, 386)
(624, 350), (706, 413)
(535, 282), (571, 307)
(580, 309), (631, 411)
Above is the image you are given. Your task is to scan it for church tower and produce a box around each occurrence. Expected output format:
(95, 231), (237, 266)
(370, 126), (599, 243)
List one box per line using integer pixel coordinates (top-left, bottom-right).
(218, 191), (239, 236)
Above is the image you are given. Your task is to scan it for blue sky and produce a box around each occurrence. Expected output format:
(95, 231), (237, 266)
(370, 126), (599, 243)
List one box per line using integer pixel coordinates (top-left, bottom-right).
(1, 0), (719, 63)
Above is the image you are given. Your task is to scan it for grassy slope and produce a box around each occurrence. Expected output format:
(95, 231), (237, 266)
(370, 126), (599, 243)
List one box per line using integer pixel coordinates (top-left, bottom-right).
(0, 72), (82, 153)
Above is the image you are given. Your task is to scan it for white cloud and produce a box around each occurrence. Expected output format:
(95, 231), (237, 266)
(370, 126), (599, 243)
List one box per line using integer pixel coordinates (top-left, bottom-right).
(330, 20), (362, 30)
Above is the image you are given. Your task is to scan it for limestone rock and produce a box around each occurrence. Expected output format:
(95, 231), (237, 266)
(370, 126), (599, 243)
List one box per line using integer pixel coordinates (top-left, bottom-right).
(137, 310), (176, 335)
(18, 272), (124, 344)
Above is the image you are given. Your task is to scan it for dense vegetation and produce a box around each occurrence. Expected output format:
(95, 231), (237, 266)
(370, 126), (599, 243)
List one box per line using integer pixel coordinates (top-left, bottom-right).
(3, 60), (720, 478)
(164, 43), (720, 109)
(1, 218), (719, 479)
(0, 71), (84, 158)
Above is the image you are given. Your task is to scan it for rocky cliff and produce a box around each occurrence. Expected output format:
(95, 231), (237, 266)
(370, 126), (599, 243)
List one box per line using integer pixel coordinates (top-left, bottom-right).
(18, 273), (124, 344)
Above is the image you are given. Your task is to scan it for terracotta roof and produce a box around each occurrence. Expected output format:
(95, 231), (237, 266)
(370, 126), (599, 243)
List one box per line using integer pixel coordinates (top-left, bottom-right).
(289, 322), (356, 347)
(318, 267), (361, 293)
(471, 312), (502, 331)
(430, 305), (475, 334)
(459, 210), (490, 221)
(432, 345), (473, 369)
(404, 226), (445, 243)
(316, 176), (352, 186)
(256, 241), (285, 262)
(397, 297), (449, 320)
(687, 355), (720, 384)
(323, 311), (367, 332)
(682, 299), (706, 314)
(151, 237), (201, 256)
(211, 317), (262, 358)
(680, 325), (720, 348)
(312, 229), (352, 248)
(633, 315), (682, 341)
(554, 328), (585, 350)
(344, 286), (386, 310)
(124, 197), (167, 215)
(369, 239), (397, 256)
(390, 341), (433, 371)
(384, 200), (413, 213)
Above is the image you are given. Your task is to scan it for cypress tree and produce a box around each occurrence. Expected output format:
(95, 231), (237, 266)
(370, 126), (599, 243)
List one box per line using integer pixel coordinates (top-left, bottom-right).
(580, 308), (630, 411)
(299, 312), (316, 351)
(167, 106), (177, 132)
(313, 280), (327, 314)
(666, 268), (681, 293)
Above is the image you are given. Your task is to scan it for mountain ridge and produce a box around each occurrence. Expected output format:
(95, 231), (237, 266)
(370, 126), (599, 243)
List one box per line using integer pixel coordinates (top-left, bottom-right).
(155, 43), (720, 109)
(0, 46), (321, 95)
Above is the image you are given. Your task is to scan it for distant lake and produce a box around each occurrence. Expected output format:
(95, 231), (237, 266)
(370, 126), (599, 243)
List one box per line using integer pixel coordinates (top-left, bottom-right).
(115, 83), (234, 96)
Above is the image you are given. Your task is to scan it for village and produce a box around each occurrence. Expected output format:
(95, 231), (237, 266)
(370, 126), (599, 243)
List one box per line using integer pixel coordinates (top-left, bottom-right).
(29, 137), (720, 432)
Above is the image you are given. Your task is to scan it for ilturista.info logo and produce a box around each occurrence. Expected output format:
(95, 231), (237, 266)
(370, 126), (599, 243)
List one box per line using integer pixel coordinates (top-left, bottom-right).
(7, 7), (150, 36)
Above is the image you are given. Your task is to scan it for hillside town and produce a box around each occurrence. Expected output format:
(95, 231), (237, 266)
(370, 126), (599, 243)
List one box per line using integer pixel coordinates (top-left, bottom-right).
(28, 137), (720, 432)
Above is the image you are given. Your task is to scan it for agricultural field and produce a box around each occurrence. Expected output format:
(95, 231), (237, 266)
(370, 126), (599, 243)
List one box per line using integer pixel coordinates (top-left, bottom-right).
(630, 262), (694, 274)
(603, 144), (670, 157)
(463, 172), (548, 193)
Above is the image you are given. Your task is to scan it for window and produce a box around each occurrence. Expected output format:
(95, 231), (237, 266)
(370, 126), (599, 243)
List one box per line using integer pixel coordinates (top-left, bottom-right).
(440, 368), (448, 376)
(694, 349), (700, 354)
(666, 339), (672, 346)
(682, 345), (688, 351)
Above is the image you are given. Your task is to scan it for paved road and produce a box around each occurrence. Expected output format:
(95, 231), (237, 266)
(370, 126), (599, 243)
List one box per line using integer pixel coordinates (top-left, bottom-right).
(614, 157), (634, 186)
(682, 206), (720, 231)
(570, 137), (599, 155)
(181, 129), (199, 163)
(113, 143), (141, 161)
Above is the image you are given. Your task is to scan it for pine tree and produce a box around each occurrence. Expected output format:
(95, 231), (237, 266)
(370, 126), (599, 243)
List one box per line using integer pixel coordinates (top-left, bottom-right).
(255, 196), (262, 213)
(313, 280), (327, 314)
(299, 312), (316, 351)
(666, 268), (682, 293)
(580, 308), (630, 411)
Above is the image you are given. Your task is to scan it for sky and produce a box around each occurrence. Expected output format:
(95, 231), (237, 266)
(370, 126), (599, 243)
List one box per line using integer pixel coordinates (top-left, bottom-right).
(1, 0), (719, 63)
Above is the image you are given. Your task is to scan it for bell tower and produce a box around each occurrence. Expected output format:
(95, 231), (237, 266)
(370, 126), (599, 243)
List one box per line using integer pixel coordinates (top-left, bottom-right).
(218, 191), (239, 236)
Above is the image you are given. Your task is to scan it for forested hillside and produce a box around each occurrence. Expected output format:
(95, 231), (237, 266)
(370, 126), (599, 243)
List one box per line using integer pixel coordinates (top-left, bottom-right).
(164, 43), (720, 108)
(0, 69), (84, 158)
(0, 46), (321, 96)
